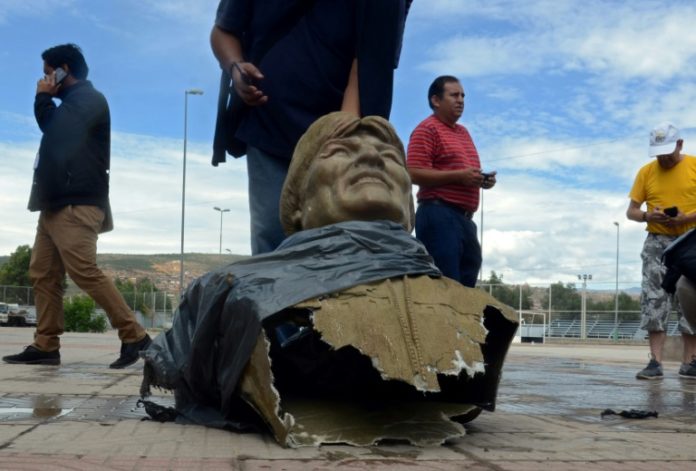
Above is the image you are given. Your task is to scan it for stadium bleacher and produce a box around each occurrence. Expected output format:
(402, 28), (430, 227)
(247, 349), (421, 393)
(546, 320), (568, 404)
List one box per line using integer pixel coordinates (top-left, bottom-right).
(542, 316), (675, 340)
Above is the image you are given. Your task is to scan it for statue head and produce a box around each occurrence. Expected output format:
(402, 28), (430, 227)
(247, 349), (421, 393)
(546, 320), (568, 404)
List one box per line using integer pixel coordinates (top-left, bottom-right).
(280, 112), (415, 235)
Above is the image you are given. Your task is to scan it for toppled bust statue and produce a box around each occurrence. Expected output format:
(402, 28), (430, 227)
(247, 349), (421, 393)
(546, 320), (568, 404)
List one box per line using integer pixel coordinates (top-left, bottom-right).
(141, 112), (518, 447)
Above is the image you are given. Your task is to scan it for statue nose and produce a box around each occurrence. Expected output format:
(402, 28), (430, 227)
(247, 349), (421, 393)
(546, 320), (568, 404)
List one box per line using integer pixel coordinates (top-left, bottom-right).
(355, 146), (385, 168)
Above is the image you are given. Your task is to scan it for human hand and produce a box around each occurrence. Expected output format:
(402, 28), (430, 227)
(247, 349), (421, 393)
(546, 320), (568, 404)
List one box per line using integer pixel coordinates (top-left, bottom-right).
(481, 170), (497, 189)
(36, 72), (60, 96)
(647, 207), (672, 225)
(461, 167), (485, 187)
(663, 209), (689, 227)
(230, 62), (267, 106)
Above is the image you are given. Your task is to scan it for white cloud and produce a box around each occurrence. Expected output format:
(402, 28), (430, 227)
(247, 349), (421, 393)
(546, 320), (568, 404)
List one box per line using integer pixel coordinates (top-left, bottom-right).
(479, 173), (645, 287)
(417, 0), (696, 81)
(0, 128), (252, 256)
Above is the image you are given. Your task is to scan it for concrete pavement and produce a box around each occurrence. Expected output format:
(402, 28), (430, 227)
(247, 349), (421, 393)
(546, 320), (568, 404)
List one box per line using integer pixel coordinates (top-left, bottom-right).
(1, 326), (695, 470)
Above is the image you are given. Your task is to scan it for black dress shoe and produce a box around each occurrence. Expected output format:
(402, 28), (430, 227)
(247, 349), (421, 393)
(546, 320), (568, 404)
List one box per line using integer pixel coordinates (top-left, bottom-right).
(109, 334), (152, 369)
(3, 345), (60, 365)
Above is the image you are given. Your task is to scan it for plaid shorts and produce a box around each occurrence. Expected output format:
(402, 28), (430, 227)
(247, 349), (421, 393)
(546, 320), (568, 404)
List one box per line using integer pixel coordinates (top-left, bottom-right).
(640, 233), (693, 334)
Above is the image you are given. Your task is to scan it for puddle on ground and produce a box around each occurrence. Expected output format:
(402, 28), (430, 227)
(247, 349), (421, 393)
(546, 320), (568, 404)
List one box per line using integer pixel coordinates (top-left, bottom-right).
(498, 358), (696, 419)
(0, 394), (174, 423)
(32, 395), (71, 418)
(0, 407), (74, 419)
(31, 365), (114, 382)
(0, 395), (73, 419)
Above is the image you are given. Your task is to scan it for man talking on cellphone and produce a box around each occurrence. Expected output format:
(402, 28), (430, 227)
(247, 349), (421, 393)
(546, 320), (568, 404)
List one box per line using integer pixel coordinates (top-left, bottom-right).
(2, 44), (150, 368)
(406, 75), (496, 287)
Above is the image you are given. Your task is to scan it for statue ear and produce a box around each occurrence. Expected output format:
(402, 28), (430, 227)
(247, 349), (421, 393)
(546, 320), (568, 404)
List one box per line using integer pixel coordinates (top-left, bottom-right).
(408, 197), (415, 232)
(290, 209), (303, 233)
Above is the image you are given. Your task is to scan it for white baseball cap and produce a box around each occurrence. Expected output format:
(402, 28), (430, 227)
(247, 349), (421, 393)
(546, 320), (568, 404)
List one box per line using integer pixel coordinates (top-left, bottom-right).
(649, 122), (681, 157)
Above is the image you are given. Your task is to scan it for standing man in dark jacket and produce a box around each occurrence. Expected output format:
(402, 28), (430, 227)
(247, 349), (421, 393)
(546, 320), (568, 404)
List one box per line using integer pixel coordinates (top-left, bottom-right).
(2, 44), (150, 368)
(210, 0), (412, 255)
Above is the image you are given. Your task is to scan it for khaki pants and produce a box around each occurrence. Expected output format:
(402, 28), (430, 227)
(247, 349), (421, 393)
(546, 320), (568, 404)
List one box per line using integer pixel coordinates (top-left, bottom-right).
(30, 205), (146, 352)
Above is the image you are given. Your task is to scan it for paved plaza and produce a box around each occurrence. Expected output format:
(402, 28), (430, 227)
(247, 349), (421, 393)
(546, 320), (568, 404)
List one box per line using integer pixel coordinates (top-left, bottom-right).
(1, 326), (695, 470)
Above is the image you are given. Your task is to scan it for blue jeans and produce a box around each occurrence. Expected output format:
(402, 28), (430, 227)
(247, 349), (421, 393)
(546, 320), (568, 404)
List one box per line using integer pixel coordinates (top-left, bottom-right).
(415, 201), (481, 287)
(246, 146), (290, 255)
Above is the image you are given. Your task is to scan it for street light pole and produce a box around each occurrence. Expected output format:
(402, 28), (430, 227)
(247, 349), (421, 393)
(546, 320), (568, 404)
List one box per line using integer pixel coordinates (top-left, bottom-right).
(180, 88), (204, 295)
(213, 207), (230, 255)
(613, 221), (620, 340)
(577, 273), (592, 339)
(479, 188), (484, 284)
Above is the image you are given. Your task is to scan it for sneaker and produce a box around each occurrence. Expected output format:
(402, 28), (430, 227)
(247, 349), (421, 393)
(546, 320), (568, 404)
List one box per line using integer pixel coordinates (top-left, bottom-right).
(636, 358), (663, 380)
(2, 345), (60, 365)
(109, 334), (152, 369)
(679, 359), (696, 379)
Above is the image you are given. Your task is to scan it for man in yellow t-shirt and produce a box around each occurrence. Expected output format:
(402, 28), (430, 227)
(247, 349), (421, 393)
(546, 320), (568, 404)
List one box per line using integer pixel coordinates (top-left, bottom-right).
(627, 122), (696, 380)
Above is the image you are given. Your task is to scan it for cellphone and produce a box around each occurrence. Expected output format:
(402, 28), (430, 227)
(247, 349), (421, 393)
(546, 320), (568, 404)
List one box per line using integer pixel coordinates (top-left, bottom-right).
(231, 62), (258, 87)
(54, 67), (68, 84)
(664, 206), (678, 217)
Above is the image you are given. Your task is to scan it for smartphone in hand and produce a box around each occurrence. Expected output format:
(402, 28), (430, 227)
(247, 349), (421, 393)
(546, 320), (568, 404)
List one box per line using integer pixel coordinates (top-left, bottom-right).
(232, 62), (258, 87)
(54, 67), (68, 84)
(664, 206), (678, 217)
(481, 171), (496, 183)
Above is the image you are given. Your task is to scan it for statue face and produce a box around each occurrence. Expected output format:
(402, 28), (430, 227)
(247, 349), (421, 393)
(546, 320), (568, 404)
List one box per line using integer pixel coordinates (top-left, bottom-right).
(299, 130), (412, 230)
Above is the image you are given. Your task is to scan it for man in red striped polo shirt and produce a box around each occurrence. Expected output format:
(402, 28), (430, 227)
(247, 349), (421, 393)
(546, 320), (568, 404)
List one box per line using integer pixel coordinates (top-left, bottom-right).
(406, 75), (496, 287)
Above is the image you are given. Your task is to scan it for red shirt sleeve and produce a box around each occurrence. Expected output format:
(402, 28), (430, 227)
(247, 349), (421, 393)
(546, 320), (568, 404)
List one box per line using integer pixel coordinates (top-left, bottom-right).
(407, 120), (437, 170)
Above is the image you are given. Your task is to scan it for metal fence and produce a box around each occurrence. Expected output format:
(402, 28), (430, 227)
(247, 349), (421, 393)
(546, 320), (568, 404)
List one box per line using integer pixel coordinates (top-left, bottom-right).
(3, 282), (680, 339)
(0, 285), (34, 305)
(475, 283), (684, 342)
(1, 284), (178, 330)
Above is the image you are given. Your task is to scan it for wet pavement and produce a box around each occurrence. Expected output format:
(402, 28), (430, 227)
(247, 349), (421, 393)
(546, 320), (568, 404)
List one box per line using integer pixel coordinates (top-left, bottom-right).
(1, 327), (695, 470)
(498, 356), (696, 420)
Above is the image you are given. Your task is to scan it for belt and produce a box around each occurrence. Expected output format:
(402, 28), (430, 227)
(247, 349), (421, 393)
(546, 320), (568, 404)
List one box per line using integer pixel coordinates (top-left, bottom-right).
(418, 199), (474, 219)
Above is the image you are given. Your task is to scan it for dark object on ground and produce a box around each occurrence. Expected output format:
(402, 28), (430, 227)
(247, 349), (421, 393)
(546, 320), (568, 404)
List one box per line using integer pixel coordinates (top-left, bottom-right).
(601, 408), (658, 419)
(137, 399), (179, 423)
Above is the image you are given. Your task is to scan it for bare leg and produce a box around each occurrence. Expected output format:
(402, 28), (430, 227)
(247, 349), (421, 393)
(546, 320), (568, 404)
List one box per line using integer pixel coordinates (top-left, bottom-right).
(649, 331), (666, 363)
(677, 277), (696, 364)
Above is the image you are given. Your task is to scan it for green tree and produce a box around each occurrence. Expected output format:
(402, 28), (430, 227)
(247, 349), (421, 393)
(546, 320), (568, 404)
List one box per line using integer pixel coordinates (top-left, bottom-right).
(587, 292), (640, 321)
(114, 277), (172, 315)
(64, 295), (108, 333)
(543, 281), (581, 319)
(0, 245), (32, 287)
(483, 271), (505, 285)
(481, 271), (533, 309)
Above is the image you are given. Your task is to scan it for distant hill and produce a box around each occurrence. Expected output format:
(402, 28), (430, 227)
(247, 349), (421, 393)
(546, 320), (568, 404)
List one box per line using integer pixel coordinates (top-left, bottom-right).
(97, 252), (248, 273)
(94, 253), (249, 294)
(1, 252), (249, 295)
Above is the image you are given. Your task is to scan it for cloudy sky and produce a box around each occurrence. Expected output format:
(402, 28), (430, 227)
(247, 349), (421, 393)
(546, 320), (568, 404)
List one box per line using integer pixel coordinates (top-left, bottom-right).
(2, 0), (696, 290)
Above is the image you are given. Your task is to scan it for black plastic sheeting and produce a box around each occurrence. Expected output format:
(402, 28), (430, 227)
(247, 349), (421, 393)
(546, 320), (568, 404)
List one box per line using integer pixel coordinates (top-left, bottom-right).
(140, 220), (440, 427)
(662, 228), (696, 293)
(600, 409), (658, 419)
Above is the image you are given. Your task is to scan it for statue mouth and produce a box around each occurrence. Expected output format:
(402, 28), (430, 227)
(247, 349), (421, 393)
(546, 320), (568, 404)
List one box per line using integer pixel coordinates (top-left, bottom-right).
(349, 171), (392, 189)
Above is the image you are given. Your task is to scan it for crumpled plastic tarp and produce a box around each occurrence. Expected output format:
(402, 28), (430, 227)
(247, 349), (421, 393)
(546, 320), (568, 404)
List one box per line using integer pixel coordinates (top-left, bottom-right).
(662, 228), (696, 293)
(140, 220), (441, 426)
